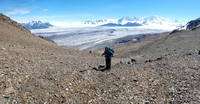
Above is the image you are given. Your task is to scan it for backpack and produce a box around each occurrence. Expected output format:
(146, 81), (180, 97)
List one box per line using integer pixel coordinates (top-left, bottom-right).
(107, 47), (114, 57)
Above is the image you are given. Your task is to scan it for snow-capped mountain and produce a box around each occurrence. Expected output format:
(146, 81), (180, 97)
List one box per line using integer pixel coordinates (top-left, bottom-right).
(83, 16), (185, 29)
(118, 16), (142, 24)
(84, 19), (118, 25)
(101, 22), (142, 27)
(21, 21), (53, 29)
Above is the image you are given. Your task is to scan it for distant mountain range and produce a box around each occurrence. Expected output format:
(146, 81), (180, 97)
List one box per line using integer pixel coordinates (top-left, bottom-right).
(101, 22), (142, 27)
(21, 21), (53, 29)
(22, 16), (186, 30)
(83, 16), (185, 29)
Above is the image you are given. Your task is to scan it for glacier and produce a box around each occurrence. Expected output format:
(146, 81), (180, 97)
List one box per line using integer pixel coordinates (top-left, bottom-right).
(32, 26), (171, 50)
(31, 16), (186, 50)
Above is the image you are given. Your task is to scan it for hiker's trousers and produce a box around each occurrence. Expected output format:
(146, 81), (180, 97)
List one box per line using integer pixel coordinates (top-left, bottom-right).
(105, 57), (111, 69)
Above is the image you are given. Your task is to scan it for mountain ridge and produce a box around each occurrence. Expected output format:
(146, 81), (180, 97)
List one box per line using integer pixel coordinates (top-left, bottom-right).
(83, 16), (185, 28)
(21, 21), (53, 29)
(186, 17), (200, 30)
(0, 13), (30, 32)
(101, 22), (142, 27)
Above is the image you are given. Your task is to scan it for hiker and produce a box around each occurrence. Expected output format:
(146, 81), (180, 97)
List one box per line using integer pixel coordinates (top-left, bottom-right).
(102, 47), (114, 70)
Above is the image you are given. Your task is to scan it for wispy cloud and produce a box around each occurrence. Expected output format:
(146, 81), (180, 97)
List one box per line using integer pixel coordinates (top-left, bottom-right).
(7, 9), (30, 15)
(42, 9), (48, 12)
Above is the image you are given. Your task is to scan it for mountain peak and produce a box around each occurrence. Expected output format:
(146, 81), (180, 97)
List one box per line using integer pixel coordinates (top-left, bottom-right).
(118, 16), (140, 24)
(120, 16), (137, 20)
(21, 21), (53, 30)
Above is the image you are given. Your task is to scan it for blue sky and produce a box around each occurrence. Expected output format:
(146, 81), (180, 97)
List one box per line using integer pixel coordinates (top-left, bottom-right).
(0, 0), (199, 22)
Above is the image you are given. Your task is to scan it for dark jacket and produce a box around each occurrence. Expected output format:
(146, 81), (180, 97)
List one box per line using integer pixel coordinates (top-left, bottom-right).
(102, 48), (114, 58)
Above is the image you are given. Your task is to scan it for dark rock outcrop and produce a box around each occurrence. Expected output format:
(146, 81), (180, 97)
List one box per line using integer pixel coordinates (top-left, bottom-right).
(186, 18), (200, 30)
(101, 22), (142, 27)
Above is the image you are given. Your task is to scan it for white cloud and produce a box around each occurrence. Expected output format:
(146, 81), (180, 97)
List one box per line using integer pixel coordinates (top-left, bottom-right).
(42, 9), (48, 12)
(7, 9), (30, 15)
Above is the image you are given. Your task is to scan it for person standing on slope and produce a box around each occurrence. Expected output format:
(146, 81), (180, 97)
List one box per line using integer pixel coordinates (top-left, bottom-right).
(102, 47), (114, 70)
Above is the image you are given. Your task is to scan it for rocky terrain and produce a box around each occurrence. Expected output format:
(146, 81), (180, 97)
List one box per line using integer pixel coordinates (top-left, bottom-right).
(186, 18), (200, 30)
(0, 13), (200, 104)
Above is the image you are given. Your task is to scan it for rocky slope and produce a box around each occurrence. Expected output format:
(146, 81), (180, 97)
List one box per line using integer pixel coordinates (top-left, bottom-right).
(0, 13), (199, 104)
(0, 14), (105, 104)
(186, 18), (200, 30)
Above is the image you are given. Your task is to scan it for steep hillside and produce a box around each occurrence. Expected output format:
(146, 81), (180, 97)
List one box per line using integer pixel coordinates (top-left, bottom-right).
(116, 27), (200, 103)
(0, 14), (105, 104)
(137, 28), (200, 58)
